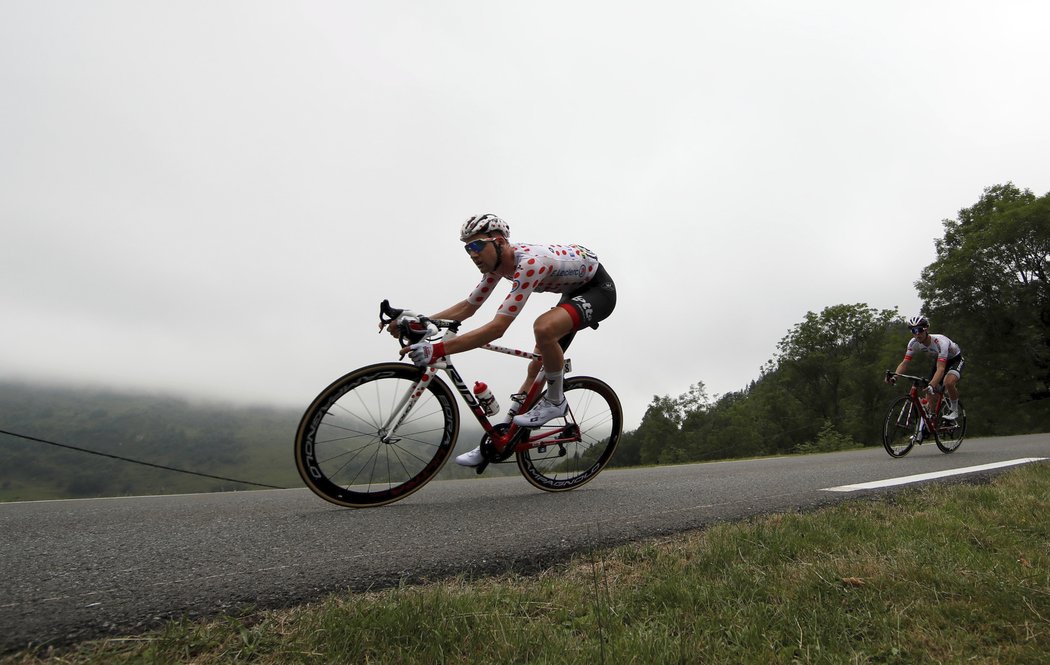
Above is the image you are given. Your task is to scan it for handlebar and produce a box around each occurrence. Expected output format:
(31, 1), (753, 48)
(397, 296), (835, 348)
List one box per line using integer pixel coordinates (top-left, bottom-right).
(885, 371), (943, 392)
(378, 299), (461, 347)
(886, 370), (926, 385)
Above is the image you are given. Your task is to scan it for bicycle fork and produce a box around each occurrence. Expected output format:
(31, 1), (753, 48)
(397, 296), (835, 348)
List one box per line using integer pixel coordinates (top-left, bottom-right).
(913, 414), (926, 444)
(912, 403), (943, 445)
(896, 400), (925, 444)
(377, 368), (440, 444)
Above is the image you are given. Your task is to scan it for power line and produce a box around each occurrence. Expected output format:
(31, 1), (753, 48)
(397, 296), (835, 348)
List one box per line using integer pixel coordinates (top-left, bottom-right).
(0, 428), (288, 490)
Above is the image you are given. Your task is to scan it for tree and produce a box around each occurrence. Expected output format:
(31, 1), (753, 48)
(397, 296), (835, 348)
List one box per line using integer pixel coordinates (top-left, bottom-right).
(611, 184), (1050, 467)
(768, 304), (899, 443)
(920, 184), (1048, 315)
(634, 394), (686, 466)
(615, 305), (903, 466)
(917, 183), (1050, 432)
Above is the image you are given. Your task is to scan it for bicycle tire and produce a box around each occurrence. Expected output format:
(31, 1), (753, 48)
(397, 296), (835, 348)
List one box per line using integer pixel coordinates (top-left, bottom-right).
(935, 399), (966, 454)
(294, 362), (459, 508)
(882, 396), (917, 458)
(516, 376), (622, 492)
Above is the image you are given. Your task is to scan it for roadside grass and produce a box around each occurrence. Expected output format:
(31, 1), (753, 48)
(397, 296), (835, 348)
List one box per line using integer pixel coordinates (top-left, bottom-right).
(5, 464), (1049, 664)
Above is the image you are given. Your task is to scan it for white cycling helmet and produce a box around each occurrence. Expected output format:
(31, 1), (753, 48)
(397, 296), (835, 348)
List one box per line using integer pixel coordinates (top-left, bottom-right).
(459, 214), (510, 242)
(906, 315), (929, 329)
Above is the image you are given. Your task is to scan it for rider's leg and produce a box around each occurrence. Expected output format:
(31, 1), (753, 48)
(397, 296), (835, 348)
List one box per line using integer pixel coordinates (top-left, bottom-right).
(944, 372), (959, 401)
(517, 355), (543, 394)
(944, 372), (961, 414)
(512, 307), (577, 427)
(532, 306), (575, 403)
(501, 355), (542, 423)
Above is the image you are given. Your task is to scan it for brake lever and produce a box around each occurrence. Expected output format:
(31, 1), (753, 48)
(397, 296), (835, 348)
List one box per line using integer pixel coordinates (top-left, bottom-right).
(378, 299), (404, 330)
(397, 321), (413, 347)
(398, 317), (438, 347)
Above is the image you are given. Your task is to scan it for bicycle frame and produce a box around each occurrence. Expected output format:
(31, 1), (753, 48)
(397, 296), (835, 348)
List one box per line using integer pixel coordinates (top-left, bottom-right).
(379, 331), (578, 457)
(906, 383), (942, 441)
(892, 373), (949, 444)
(295, 299), (624, 507)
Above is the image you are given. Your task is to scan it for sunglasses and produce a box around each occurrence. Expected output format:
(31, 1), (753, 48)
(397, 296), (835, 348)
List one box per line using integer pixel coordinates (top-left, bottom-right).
(910, 326), (927, 334)
(463, 238), (496, 254)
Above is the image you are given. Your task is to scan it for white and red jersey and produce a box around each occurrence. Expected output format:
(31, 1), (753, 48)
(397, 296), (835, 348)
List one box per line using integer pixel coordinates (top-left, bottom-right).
(904, 334), (962, 363)
(467, 242), (600, 318)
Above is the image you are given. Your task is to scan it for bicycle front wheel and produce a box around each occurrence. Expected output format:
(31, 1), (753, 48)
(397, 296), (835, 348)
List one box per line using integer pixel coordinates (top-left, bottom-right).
(516, 376), (622, 492)
(935, 400), (966, 453)
(294, 362), (459, 508)
(883, 396), (917, 458)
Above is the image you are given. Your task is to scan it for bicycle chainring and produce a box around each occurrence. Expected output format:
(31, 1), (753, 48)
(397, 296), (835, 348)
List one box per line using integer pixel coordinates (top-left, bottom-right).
(479, 423), (521, 463)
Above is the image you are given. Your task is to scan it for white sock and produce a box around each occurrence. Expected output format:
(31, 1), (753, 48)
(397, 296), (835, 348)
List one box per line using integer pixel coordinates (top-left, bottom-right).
(545, 370), (564, 404)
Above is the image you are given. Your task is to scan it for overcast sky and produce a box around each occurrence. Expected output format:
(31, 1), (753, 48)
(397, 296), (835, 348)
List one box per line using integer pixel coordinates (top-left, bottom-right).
(2, 2), (1048, 430)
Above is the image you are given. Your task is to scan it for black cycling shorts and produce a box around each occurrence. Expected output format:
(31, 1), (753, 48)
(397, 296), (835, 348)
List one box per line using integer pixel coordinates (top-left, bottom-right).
(555, 263), (616, 350)
(928, 353), (965, 381)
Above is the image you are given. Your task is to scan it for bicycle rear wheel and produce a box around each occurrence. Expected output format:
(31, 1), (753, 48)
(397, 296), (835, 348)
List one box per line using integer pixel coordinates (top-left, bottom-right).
(883, 396), (918, 458)
(935, 400), (966, 453)
(294, 362), (459, 508)
(516, 376), (622, 492)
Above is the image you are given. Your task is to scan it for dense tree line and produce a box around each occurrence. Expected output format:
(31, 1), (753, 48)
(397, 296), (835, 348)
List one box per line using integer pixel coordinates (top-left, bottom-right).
(918, 183), (1050, 431)
(613, 183), (1050, 466)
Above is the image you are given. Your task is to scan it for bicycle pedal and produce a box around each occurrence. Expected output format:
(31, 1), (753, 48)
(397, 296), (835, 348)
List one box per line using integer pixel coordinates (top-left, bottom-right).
(537, 445), (547, 454)
(475, 460), (489, 475)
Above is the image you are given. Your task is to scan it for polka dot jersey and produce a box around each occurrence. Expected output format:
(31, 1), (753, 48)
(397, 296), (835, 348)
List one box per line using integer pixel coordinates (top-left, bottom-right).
(467, 243), (599, 318)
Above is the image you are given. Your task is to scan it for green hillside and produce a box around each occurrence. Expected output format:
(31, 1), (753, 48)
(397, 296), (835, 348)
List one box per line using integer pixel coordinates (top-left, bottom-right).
(0, 382), (500, 503)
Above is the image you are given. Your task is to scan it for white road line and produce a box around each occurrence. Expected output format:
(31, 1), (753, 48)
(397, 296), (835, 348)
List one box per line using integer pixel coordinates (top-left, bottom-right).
(823, 458), (1048, 492)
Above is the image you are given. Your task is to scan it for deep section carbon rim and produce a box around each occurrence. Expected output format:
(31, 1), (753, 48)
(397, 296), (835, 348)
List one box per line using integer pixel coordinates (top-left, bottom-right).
(516, 376), (622, 492)
(883, 396), (917, 458)
(935, 400), (966, 453)
(294, 362), (459, 507)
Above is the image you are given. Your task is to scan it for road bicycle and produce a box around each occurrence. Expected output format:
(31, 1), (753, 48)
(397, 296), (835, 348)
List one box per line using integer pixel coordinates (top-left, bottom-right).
(294, 300), (623, 508)
(882, 371), (966, 458)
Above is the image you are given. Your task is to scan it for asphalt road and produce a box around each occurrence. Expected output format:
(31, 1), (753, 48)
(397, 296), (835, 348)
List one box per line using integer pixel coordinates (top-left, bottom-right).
(1, 433), (1047, 652)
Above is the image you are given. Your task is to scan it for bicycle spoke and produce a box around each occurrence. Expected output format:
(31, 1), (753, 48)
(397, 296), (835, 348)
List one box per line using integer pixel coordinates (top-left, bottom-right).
(517, 376), (621, 492)
(935, 400), (966, 453)
(883, 396), (917, 458)
(295, 363), (458, 507)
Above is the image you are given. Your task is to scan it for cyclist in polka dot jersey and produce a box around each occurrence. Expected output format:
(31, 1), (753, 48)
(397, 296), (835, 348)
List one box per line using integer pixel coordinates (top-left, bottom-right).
(397, 214), (616, 467)
(468, 243), (601, 318)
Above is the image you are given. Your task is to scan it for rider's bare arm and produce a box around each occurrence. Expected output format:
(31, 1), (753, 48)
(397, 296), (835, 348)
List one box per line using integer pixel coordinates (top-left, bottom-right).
(887, 359), (909, 383)
(399, 312), (515, 359)
(442, 313), (514, 355)
(385, 300), (480, 338)
(929, 362), (947, 389)
(430, 299), (481, 323)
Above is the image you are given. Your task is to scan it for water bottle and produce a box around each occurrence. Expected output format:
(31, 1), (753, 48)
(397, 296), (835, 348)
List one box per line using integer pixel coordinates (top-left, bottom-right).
(473, 381), (500, 416)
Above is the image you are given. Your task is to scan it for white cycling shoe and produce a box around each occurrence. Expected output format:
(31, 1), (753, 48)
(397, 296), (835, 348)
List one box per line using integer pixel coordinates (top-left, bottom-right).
(512, 397), (568, 428)
(454, 446), (485, 467)
(942, 408), (960, 421)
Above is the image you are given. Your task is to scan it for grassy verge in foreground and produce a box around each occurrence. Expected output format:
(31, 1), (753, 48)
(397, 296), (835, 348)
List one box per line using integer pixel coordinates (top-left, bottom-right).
(6, 464), (1050, 664)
